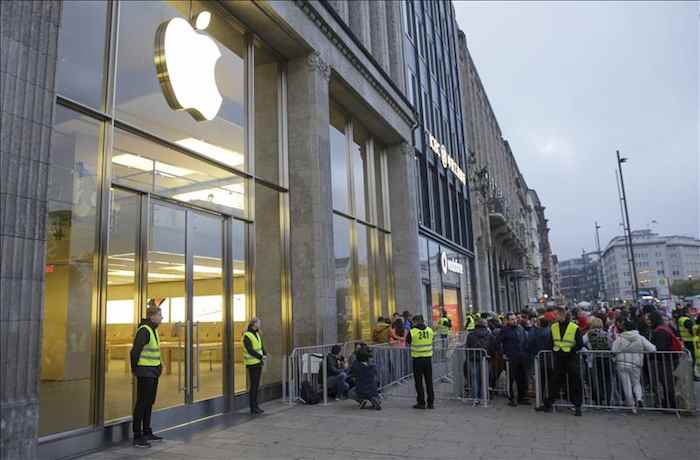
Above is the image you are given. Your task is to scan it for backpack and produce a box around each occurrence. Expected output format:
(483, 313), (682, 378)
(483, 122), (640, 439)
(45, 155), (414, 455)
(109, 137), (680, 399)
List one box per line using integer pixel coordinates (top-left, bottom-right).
(656, 325), (683, 352)
(300, 380), (322, 405)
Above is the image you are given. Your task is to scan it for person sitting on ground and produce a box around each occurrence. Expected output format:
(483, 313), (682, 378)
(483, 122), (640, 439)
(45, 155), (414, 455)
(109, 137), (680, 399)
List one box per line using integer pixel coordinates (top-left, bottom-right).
(348, 346), (381, 410)
(611, 319), (656, 413)
(372, 317), (391, 344)
(325, 345), (349, 399)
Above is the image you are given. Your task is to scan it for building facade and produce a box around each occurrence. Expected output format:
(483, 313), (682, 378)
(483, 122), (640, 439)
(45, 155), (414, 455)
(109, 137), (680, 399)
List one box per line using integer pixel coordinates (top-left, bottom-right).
(602, 230), (700, 300)
(1, 0), (421, 457)
(401, 1), (475, 329)
(457, 33), (551, 313)
(559, 252), (602, 303)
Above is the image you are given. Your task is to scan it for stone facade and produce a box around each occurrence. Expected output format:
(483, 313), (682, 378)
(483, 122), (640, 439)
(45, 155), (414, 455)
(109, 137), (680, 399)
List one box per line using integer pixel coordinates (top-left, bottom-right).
(458, 31), (552, 312)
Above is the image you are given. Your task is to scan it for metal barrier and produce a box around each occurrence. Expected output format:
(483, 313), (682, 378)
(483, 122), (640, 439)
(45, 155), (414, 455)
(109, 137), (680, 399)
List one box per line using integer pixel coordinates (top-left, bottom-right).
(534, 350), (695, 414)
(285, 341), (363, 405)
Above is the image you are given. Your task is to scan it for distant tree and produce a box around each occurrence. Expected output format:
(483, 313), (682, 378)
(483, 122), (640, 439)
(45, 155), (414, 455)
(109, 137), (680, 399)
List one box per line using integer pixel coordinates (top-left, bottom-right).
(670, 279), (700, 297)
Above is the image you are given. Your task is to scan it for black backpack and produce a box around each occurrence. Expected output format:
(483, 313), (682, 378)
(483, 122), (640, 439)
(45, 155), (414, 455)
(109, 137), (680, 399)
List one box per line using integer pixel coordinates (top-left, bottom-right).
(300, 380), (322, 405)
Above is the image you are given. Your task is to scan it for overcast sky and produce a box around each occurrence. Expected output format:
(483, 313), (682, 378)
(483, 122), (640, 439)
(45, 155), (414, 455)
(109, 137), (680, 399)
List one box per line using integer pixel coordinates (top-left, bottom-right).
(453, 1), (699, 261)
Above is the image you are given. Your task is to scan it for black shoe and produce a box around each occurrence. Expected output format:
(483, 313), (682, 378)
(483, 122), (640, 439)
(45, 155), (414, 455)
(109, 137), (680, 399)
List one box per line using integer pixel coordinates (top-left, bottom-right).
(144, 433), (163, 442)
(427, 404), (434, 410)
(359, 400), (368, 409)
(132, 437), (151, 448)
(255, 407), (265, 414)
(574, 407), (582, 417)
(535, 405), (552, 413)
(370, 398), (382, 410)
(413, 404), (426, 409)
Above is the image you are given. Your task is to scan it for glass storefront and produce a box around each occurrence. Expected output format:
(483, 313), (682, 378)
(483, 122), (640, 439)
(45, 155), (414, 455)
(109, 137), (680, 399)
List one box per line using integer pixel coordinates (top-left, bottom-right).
(40, 0), (288, 437)
(418, 236), (473, 333)
(330, 103), (395, 342)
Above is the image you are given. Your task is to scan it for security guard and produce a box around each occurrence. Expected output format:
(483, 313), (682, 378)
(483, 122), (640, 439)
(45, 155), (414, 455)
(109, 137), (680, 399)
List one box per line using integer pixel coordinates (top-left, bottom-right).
(243, 318), (267, 414)
(536, 306), (583, 416)
(130, 300), (165, 448)
(465, 313), (476, 332)
(677, 309), (696, 369)
(693, 321), (700, 381)
(405, 315), (435, 409)
(438, 310), (452, 338)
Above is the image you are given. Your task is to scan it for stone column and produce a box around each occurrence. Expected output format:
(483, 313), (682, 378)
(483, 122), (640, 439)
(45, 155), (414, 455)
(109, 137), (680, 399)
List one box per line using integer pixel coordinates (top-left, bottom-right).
(0, 1), (62, 458)
(286, 52), (336, 347)
(349, 0), (371, 51)
(384, 0), (406, 92)
(368, 1), (390, 72)
(386, 142), (421, 312)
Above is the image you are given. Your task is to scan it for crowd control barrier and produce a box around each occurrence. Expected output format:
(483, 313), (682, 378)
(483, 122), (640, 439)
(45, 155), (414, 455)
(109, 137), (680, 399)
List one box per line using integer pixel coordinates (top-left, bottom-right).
(534, 350), (695, 415)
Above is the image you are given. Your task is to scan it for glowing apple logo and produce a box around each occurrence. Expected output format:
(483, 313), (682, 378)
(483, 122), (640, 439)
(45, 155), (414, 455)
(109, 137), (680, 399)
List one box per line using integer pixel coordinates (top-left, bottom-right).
(154, 11), (222, 121)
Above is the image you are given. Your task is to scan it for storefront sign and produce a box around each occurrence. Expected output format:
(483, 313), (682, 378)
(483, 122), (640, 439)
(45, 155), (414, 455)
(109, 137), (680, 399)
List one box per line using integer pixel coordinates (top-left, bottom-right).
(440, 251), (464, 275)
(154, 11), (223, 121)
(428, 133), (466, 184)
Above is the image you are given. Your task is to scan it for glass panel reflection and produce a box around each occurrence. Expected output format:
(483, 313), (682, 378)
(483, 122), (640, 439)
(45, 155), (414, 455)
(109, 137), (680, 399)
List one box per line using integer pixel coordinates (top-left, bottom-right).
(116, 1), (247, 171)
(231, 220), (248, 394)
(351, 122), (369, 221)
(112, 128), (246, 217)
(356, 224), (371, 341)
(334, 215), (354, 341)
(104, 189), (140, 422)
(39, 106), (100, 436)
(330, 104), (349, 213)
(191, 212), (224, 402)
(148, 202), (187, 411)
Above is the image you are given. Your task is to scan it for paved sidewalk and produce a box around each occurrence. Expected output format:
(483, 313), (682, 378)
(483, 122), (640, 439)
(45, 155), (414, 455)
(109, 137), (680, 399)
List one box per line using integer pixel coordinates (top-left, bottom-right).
(79, 392), (699, 460)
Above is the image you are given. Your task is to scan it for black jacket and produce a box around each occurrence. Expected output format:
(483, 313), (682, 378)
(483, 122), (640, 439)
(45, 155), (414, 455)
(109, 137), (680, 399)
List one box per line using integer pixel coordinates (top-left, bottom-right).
(130, 319), (162, 378)
(496, 324), (527, 360)
(243, 327), (266, 366)
(350, 359), (379, 399)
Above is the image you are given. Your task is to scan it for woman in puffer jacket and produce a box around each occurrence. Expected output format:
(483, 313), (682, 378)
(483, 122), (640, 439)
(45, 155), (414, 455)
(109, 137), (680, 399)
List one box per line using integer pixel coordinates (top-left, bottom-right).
(611, 319), (657, 413)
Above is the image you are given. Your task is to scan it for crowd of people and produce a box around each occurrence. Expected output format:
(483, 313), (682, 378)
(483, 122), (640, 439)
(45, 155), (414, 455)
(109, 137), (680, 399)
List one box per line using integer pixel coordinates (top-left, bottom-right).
(320, 302), (699, 417)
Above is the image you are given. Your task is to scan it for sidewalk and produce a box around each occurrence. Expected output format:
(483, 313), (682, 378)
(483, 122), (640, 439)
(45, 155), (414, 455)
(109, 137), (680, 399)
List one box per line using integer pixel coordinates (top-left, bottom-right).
(78, 388), (700, 460)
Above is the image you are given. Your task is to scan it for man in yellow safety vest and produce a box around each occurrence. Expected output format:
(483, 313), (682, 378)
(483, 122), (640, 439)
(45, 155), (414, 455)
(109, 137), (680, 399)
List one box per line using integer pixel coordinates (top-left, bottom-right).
(536, 306), (584, 416)
(405, 315), (435, 409)
(130, 299), (165, 448)
(676, 308), (696, 376)
(243, 318), (267, 414)
(465, 313), (476, 332)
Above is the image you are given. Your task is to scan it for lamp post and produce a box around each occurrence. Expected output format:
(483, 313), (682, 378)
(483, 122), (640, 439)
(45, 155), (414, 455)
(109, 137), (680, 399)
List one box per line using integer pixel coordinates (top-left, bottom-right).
(617, 150), (639, 301)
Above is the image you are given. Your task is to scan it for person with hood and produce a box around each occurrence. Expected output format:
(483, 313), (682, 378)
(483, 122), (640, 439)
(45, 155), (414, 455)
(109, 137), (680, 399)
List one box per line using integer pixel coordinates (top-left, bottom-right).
(536, 306), (584, 416)
(243, 318), (267, 414)
(348, 346), (382, 410)
(371, 317), (391, 344)
(405, 315), (434, 409)
(464, 319), (493, 402)
(496, 313), (530, 406)
(325, 344), (349, 399)
(611, 319), (656, 413)
(130, 300), (165, 447)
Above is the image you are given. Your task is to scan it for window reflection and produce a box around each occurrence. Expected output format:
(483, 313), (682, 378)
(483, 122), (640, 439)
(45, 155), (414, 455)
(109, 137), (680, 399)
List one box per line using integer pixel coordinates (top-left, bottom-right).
(112, 128), (247, 217)
(330, 104), (349, 213)
(116, 1), (246, 171)
(39, 106), (100, 436)
(351, 122), (369, 222)
(356, 224), (371, 341)
(333, 215), (353, 341)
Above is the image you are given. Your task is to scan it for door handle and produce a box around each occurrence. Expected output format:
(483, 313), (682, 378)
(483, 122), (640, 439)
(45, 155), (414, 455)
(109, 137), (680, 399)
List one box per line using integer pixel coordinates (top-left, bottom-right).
(177, 322), (185, 392)
(194, 321), (200, 390)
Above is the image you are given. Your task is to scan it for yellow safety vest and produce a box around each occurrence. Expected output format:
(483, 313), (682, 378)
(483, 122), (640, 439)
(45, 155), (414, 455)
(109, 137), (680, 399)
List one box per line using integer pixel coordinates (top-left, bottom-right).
(136, 324), (161, 367)
(466, 315), (476, 331)
(693, 324), (700, 357)
(438, 317), (451, 336)
(678, 317), (694, 343)
(243, 331), (263, 366)
(551, 322), (578, 353)
(410, 327), (434, 358)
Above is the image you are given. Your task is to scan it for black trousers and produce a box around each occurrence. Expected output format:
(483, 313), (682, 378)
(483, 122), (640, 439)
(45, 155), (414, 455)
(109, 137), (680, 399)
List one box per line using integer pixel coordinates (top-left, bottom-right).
(546, 353), (582, 407)
(413, 357), (434, 406)
(133, 377), (158, 436)
(508, 357), (528, 401)
(247, 364), (262, 410)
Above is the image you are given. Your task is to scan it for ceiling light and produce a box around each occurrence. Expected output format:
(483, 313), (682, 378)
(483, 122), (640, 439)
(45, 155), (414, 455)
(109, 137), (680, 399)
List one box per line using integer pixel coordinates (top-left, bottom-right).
(176, 138), (244, 168)
(113, 153), (195, 177)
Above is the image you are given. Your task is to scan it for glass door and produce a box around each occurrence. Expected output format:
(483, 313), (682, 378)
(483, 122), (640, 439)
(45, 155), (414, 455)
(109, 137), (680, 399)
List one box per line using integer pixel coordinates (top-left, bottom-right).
(443, 288), (462, 333)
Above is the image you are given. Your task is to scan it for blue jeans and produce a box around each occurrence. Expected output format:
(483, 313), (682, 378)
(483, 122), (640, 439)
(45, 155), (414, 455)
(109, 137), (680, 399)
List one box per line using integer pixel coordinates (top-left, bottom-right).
(470, 363), (482, 399)
(328, 371), (349, 397)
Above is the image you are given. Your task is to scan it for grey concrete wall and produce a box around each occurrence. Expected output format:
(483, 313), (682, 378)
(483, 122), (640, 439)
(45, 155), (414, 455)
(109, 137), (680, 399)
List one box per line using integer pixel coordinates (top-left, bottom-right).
(348, 0), (371, 51)
(0, 1), (62, 458)
(286, 52), (337, 346)
(368, 1), (390, 73)
(386, 142), (421, 312)
(384, 0), (406, 93)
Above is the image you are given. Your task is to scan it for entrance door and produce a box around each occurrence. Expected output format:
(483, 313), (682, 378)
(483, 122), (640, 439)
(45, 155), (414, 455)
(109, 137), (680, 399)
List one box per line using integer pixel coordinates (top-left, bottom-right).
(443, 288), (462, 332)
(146, 199), (225, 410)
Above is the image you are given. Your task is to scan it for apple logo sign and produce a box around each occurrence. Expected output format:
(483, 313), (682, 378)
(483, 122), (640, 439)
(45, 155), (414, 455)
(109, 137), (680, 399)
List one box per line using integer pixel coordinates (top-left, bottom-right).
(154, 11), (222, 122)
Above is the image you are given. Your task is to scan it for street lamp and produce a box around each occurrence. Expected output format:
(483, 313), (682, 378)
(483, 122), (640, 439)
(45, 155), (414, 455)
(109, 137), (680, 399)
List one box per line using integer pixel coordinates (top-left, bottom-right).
(616, 150), (640, 301)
